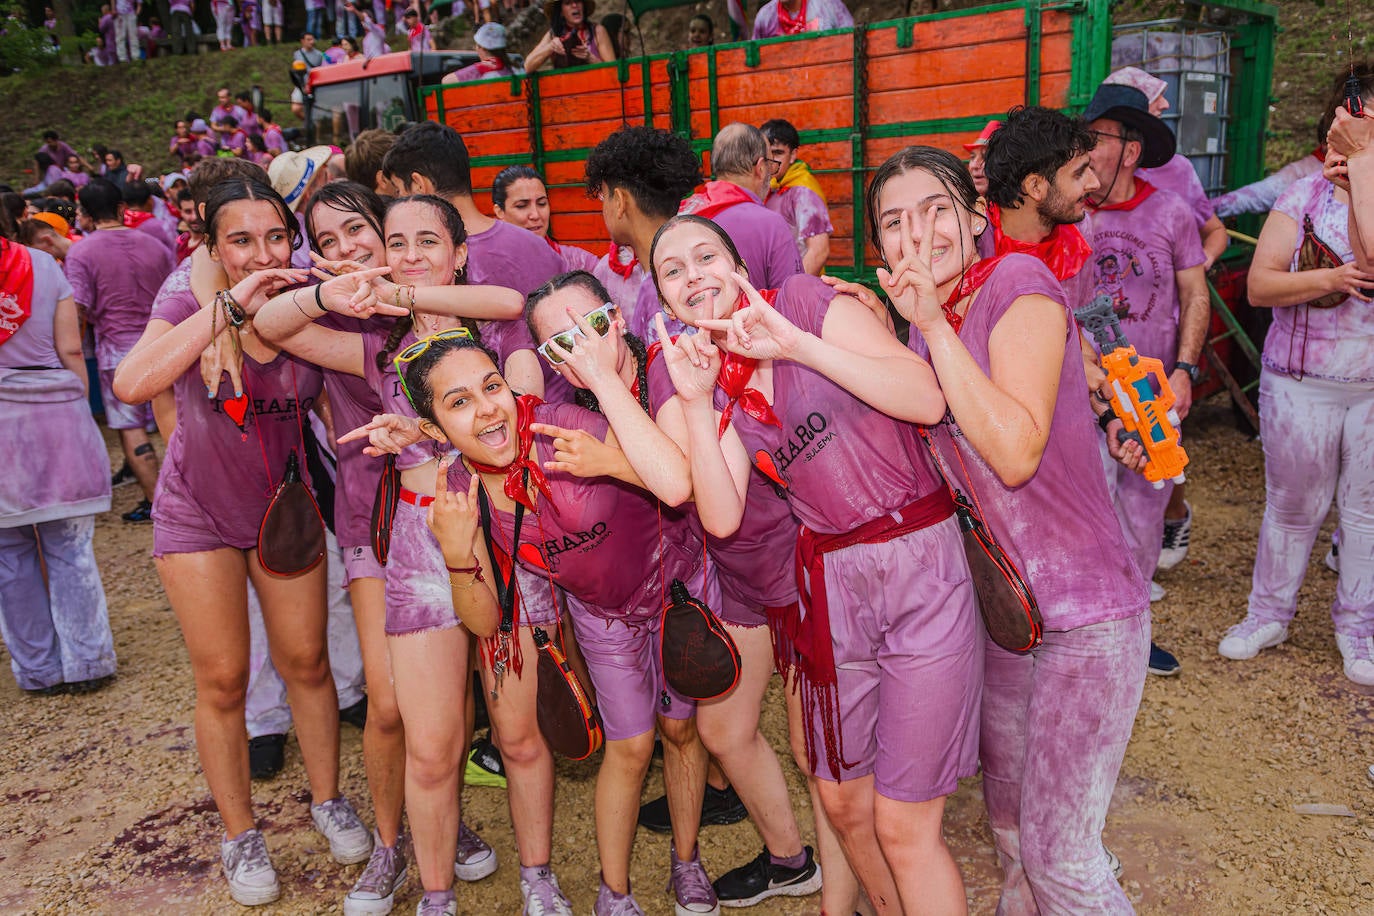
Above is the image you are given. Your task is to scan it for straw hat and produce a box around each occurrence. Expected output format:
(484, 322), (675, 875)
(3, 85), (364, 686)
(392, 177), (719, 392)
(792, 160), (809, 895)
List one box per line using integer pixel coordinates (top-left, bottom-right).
(268, 146), (333, 212)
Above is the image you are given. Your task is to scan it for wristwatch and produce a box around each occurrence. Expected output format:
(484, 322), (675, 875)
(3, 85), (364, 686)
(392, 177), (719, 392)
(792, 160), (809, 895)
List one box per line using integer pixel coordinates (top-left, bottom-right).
(1175, 361), (1201, 384)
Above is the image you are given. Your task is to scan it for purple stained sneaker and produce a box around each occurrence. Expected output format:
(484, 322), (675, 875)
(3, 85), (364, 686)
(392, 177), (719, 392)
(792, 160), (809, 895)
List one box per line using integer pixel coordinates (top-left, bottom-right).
(520, 864), (574, 915)
(344, 832), (408, 915)
(669, 843), (721, 916)
(595, 879), (646, 916)
(453, 820), (497, 881)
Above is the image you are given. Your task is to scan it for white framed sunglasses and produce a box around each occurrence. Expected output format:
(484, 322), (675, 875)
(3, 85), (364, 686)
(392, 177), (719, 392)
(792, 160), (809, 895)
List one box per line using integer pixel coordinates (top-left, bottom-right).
(536, 302), (619, 366)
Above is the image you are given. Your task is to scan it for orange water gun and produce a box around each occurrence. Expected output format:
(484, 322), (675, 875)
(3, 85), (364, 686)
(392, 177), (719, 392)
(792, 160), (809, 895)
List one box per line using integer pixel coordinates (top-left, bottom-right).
(1075, 295), (1188, 489)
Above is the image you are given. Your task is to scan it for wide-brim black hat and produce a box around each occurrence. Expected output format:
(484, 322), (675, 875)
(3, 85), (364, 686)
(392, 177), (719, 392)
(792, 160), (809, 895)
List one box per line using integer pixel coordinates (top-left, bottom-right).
(1083, 84), (1176, 169)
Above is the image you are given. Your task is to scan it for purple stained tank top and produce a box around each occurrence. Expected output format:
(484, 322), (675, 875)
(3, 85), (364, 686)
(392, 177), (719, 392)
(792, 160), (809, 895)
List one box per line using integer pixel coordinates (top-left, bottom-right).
(448, 402), (701, 621)
(362, 326), (448, 472)
(319, 311), (389, 548)
(909, 254), (1148, 629)
(738, 274), (944, 535)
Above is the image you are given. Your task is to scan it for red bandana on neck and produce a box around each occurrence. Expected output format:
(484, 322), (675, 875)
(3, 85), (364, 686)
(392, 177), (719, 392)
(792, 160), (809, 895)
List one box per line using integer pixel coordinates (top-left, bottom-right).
(716, 288), (781, 436)
(605, 241), (638, 279)
(466, 394), (554, 513)
(1089, 179), (1156, 213)
(0, 240), (35, 346)
(940, 255), (1008, 333)
(679, 181), (756, 221)
(987, 203), (1092, 281)
(544, 236), (561, 254)
(776, 0), (809, 34)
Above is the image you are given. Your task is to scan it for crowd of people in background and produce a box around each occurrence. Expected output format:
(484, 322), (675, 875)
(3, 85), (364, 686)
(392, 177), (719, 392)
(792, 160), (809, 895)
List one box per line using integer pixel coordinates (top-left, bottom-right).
(2, 2), (1372, 915)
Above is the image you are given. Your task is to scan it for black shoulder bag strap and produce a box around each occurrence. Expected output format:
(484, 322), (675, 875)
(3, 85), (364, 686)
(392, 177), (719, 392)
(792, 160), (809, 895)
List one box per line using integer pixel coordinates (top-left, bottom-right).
(476, 469), (527, 694)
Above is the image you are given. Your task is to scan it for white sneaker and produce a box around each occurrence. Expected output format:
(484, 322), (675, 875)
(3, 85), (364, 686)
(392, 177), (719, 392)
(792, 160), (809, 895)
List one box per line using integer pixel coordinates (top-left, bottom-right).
(1158, 502), (1191, 570)
(454, 820), (498, 881)
(415, 890), (457, 916)
(1150, 581), (1166, 602)
(312, 796), (373, 865)
(1218, 617), (1288, 660)
(1335, 634), (1374, 686)
(221, 828), (281, 906)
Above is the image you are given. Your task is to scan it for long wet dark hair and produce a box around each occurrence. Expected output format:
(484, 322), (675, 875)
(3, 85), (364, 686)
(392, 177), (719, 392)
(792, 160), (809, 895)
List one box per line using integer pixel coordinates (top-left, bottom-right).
(376, 194), (472, 372)
(865, 145), (979, 271)
(203, 177), (302, 259)
(400, 334), (503, 425)
(304, 180), (386, 254)
(525, 270), (650, 413)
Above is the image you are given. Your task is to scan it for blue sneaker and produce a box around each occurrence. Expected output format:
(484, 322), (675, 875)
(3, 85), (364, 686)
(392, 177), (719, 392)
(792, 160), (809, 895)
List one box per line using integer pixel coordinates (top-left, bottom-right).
(1147, 642), (1180, 677)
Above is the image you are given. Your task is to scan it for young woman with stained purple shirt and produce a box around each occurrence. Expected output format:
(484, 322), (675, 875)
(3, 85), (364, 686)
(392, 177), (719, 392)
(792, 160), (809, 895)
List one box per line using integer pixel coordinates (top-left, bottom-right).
(392, 317), (712, 916)
(1216, 77), (1374, 686)
(112, 178), (374, 907)
(662, 218), (982, 912)
(876, 146), (1150, 913)
(253, 193), (528, 914)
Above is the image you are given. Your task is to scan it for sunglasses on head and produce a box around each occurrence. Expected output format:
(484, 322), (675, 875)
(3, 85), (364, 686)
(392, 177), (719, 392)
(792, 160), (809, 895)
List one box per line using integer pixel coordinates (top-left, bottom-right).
(393, 327), (475, 410)
(536, 302), (619, 366)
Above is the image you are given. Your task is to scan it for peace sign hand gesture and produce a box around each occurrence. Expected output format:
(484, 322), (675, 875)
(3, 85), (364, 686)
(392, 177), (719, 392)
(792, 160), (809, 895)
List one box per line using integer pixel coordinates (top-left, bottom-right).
(655, 312), (720, 405)
(877, 206), (945, 333)
(695, 275), (801, 361)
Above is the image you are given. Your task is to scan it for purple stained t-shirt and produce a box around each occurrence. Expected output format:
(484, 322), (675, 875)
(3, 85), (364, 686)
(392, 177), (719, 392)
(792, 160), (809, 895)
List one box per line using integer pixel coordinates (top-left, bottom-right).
(1137, 155), (1214, 230)
(448, 401), (702, 621)
(765, 185), (833, 264)
(592, 250), (647, 319)
(645, 352), (799, 618)
(65, 228), (175, 370)
(1263, 173), (1374, 383)
(736, 273), (944, 535)
(1084, 186), (1206, 364)
(751, 0), (853, 38)
(909, 254), (1148, 630)
(319, 311), (390, 549)
(465, 218), (568, 401)
(150, 289), (325, 553)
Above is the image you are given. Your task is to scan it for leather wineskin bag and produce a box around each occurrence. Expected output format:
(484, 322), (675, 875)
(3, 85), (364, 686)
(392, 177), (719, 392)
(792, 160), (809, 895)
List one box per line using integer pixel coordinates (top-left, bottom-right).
(532, 626), (604, 760)
(660, 578), (742, 700)
(257, 450), (327, 577)
(371, 453), (399, 564)
(955, 494), (1043, 653)
(1297, 215), (1352, 309)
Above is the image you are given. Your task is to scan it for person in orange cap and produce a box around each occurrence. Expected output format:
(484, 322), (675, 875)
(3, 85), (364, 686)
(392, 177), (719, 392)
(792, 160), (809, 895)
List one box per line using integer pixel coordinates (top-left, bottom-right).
(964, 119), (1002, 196)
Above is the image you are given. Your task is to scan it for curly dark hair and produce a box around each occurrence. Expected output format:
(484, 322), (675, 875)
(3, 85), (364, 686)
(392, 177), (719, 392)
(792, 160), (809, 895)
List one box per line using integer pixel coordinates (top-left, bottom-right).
(983, 106), (1097, 209)
(584, 126), (703, 221)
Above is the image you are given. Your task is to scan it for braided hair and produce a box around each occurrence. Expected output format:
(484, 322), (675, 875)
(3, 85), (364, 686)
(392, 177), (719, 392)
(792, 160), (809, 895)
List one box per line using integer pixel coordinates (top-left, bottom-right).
(574, 330), (650, 415)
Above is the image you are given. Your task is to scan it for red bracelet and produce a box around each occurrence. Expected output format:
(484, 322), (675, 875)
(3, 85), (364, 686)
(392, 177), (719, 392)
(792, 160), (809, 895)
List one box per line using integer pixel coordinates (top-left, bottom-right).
(446, 561), (484, 582)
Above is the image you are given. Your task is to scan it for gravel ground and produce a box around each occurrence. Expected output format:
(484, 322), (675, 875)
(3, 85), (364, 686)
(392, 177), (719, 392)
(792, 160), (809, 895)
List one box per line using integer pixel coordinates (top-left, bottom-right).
(2, 393), (1371, 915)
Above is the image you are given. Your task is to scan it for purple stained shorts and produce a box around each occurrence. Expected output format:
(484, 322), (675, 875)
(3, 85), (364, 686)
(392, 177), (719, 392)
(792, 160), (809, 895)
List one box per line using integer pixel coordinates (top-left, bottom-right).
(804, 516), (983, 803)
(566, 561), (720, 742)
(99, 367), (154, 431)
(152, 464), (242, 557)
(383, 497), (462, 636)
(341, 543), (385, 588)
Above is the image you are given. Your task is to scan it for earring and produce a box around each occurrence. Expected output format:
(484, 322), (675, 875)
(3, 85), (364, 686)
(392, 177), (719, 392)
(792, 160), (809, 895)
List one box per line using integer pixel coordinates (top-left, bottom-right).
(454, 264), (467, 283)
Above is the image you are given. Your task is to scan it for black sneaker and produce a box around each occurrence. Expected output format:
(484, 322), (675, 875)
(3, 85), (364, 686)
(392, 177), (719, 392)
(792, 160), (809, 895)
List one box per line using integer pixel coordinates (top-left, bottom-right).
(249, 734), (287, 780)
(121, 499), (152, 523)
(339, 696), (368, 729)
(1147, 642), (1181, 677)
(638, 783), (749, 834)
(713, 846), (822, 908)
(111, 461), (135, 488)
(64, 674), (115, 695)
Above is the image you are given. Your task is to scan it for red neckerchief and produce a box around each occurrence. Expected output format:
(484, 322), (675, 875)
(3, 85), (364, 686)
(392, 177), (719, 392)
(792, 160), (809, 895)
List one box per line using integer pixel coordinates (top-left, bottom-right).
(1089, 179), (1156, 213)
(679, 180), (756, 220)
(408, 23), (426, 43)
(467, 394), (554, 513)
(606, 241), (638, 279)
(776, 0), (809, 34)
(0, 240), (36, 345)
(987, 203), (1092, 281)
(940, 255), (1008, 333)
(474, 58), (505, 74)
(716, 288), (782, 436)
(123, 210), (154, 229)
(544, 236), (561, 254)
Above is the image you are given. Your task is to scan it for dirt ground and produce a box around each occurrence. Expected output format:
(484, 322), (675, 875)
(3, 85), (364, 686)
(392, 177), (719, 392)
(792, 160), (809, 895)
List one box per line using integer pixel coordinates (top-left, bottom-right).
(1, 392), (1371, 915)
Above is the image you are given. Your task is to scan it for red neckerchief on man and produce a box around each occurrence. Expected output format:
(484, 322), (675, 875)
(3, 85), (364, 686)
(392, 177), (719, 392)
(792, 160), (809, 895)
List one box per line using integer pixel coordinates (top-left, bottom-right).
(1089, 179), (1157, 213)
(678, 180), (756, 221)
(987, 203), (1092, 281)
(940, 255), (1008, 333)
(0, 239), (36, 345)
(776, 0), (810, 34)
(467, 394), (555, 513)
(605, 241), (637, 279)
(123, 210), (154, 229)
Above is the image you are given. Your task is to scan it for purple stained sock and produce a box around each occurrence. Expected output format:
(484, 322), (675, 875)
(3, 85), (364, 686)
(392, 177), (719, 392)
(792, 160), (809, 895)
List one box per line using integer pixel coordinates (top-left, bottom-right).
(520, 863), (552, 883)
(769, 848), (807, 870)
